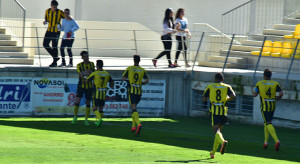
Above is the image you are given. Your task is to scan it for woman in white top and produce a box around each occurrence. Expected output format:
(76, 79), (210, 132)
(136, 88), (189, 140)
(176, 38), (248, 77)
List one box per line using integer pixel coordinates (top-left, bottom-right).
(59, 8), (79, 67)
(174, 8), (191, 67)
(152, 8), (176, 68)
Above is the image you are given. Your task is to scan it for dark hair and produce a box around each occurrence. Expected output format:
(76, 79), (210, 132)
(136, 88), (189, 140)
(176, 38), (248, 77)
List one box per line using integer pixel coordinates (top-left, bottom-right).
(264, 69), (272, 78)
(97, 60), (103, 68)
(163, 8), (174, 29)
(64, 8), (70, 13)
(215, 72), (224, 82)
(133, 55), (140, 63)
(175, 8), (184, 19)
(51, 0), (58, 6)
(80, 51), (88, 56)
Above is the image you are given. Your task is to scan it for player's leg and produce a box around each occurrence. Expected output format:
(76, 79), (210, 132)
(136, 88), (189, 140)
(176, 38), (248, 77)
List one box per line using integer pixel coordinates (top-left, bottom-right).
(95, 105), (104, 128)
(59, 39), (67, 67)
(131, 93), (142, 135)
(264, 111), (280, 150)
(129, 93), (136, 132)
(84, 89), (92, 125)
(66, 39), (74, 67)
(263, 123), (269, 149)
(72, 87), (83, 124)
(43, 31), (53, 57)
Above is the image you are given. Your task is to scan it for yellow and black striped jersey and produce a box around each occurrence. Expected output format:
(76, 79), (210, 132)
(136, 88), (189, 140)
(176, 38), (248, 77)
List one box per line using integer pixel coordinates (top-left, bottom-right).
(87, 70), (113, 89)
(44, 8), (64, 32)
(123, 66), (148, 95)
(77, 61), (95, 89)
(254, 80), (282, 112)
(203, 83), (235, 116)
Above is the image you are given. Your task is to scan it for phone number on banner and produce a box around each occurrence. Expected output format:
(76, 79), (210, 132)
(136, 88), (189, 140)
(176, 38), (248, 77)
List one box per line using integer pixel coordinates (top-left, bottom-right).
(104, 103), (129, 110)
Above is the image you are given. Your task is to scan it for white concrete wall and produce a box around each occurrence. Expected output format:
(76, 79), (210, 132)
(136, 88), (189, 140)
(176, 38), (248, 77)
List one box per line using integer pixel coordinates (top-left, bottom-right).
(27, 19), (164, 58)
(18, 0), (249, 31)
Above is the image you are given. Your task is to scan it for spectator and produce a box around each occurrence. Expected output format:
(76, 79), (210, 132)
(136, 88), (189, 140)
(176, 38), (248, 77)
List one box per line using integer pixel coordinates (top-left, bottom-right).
(152, 8), (176, 68)
(59, 9), (79, 67)
(174, 8), (191, 67)
(43, 0), (64, 67)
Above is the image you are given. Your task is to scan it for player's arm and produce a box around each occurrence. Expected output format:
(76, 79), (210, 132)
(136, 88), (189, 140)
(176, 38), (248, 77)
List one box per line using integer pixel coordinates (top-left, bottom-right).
(108, 76), (114, 88)
(202, 87), (210, 101)
(43, 9), (48, 25)
(122, 68), (129, 81)
(227, 87), (236, 101)
(142, 71), (149, 85)
(85, 72), (94, 83)
(77, 64), (85, 79)
(253, 85), (259, 97)
(276, 84), (283, 100)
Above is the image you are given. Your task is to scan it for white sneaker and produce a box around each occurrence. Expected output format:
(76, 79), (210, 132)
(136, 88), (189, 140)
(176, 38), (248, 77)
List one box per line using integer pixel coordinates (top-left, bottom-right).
(58, 63), (66, 67)
(66, 64), (73, 67)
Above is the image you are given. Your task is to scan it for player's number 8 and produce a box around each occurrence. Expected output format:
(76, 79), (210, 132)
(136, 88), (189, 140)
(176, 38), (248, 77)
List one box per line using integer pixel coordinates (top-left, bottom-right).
(134, 73), (139, 83)
(216, 89), (221, 101)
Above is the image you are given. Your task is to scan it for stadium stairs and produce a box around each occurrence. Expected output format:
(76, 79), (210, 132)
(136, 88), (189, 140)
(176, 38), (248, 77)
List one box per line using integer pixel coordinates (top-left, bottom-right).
(0, 27), (33, 65)
(207, 13), (300, 72)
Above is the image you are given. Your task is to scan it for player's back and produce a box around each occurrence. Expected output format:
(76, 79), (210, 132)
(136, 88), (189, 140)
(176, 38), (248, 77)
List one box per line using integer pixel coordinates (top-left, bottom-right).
(92, 70), (111, 89)
(125, 66), (147, 86)
(256, 80), (280, 100)
(203, 82), (234, 116)
(207, 83), (232, 103)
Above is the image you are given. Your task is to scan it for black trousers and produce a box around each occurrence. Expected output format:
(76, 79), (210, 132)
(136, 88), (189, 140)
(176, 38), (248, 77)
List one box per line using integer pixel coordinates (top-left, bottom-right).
(43, 31), (61, 61)
(155, 34), (172, 65)
(175, 35), (187, 63)
(60, 39), (74, 64)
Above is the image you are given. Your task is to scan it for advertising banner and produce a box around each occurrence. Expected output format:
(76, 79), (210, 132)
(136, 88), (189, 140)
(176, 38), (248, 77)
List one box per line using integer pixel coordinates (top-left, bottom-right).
(32, 78), (166, 117)
(0, 77), (166, 117)
(0, 77), (33, 116)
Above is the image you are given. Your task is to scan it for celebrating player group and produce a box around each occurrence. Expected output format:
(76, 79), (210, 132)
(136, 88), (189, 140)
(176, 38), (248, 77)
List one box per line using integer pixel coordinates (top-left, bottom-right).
(71, 51), (148, 136)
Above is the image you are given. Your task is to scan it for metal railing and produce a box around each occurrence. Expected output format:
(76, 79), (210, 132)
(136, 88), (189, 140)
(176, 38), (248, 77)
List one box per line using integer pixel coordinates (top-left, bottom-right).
(0, 0), (26, 47)
(1, 25), (300, 88)
(221, 0), (300, 35)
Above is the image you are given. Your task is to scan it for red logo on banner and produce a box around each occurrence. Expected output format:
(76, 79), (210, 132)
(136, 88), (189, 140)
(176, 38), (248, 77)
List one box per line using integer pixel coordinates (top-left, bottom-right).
(67, 93), (76, 107)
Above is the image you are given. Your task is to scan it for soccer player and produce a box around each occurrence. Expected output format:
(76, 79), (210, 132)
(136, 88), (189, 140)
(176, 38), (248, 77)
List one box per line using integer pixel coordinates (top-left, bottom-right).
(43, 0), (64, 67)
(71, 51), (95, 125)
(122, 55), (149, 135)
(86, 60), (114, 127)
(253, 69), (283, 151)
(203, 73), (236, 159)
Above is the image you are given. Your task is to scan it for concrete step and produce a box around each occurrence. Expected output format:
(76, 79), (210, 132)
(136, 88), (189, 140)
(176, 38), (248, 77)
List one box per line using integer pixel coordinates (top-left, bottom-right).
(0, 52), (28, 58)
(0, 58), (33, 65)
(0, 40), (17, 46)
(283, 18), (300, 25)
(294, 13), (300, 19)
(250, 34), (287, 41)
(240, 40), (263, 47)
(208, 56), (247, 64)
(0, 46), (23, 52)
(273, 24), (296, 31)
(263, 29), (293, 36)
(220, 50), (252, 57)
(0, 28), (5, 34)
(0, 34), (11, 40)
(231, 45), (260, 52)
(198, 61), (246, 69)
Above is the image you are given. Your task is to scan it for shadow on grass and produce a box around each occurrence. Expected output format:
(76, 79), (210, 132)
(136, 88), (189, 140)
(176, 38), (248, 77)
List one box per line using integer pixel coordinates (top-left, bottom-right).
(0, 117), (299, 163)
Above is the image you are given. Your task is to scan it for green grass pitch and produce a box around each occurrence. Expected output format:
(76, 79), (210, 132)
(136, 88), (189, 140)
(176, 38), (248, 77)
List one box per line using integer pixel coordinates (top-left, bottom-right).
(0, 117), (299, 164)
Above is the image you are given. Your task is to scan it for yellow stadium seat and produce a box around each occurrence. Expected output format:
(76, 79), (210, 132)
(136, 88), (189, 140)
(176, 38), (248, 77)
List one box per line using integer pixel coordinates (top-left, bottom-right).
(284, 24), (300, 39)
(293, 42), (300, 59)
(281, 42), (293, 58)
(271, 41), (282, 57)
(251, 40), (272, 56)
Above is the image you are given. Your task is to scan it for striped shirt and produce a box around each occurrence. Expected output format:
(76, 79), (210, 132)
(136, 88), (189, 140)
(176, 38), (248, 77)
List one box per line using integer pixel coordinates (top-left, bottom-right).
(44, 8), (64, 33)
(77, 62), (95, 89)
